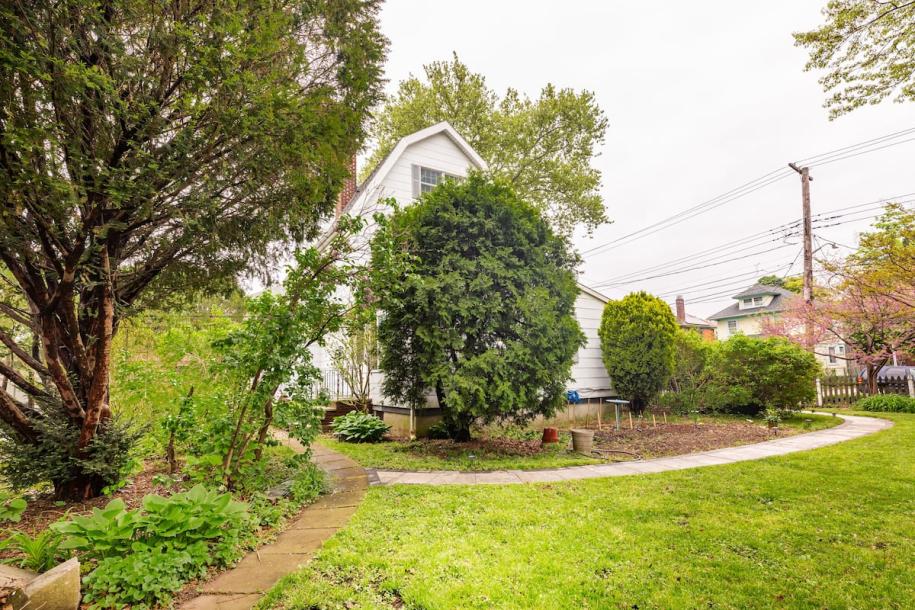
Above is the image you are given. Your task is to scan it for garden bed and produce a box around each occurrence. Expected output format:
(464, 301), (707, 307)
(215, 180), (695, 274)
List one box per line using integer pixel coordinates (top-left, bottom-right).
(318, 413), (841, 471)
(588, 413), (840, 460)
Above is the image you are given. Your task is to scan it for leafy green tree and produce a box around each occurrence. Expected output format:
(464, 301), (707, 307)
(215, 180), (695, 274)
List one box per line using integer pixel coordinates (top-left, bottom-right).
(598, 292), (678, 414)
(795, 1), (915, 118)
(661, 329), (716, 414)
(0, 0), (386, 499)
(215, 217), (366, 487)
(759, 274), (804, 294)
(707, 335), (820, 415)
(370, 175), (584, 441)
(366, 54), (609, 236)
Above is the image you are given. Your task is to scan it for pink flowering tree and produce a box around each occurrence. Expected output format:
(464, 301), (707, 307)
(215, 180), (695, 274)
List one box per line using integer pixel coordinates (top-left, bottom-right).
(764, 288), (914, 394)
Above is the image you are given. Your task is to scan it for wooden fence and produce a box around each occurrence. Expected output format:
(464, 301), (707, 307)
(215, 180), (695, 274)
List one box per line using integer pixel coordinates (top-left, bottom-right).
(818, 375), (914, 405)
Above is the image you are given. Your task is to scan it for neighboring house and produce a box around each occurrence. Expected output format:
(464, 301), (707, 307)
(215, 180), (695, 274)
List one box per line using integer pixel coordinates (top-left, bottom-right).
(312, 121), (615, 417)
(673, 295), (715, 340)
(708, 283), (850, 374)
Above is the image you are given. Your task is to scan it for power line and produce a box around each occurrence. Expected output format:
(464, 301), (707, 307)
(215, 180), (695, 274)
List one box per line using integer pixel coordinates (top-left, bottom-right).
(581, 127), (915, 258)
(590, 193), (914, 290)
(593, 242), (796, 288)
(794, 126), (915, 165)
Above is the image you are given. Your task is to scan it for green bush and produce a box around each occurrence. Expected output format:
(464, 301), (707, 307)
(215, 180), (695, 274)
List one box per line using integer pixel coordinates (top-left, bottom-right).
(857, 394), (915, 413)
(52, 485), (249, 608)
(706, 335), (819, 416)
(661, 329), (715, 414)
(83, 542), (211, 609)
(0, 411), (143, 497)
(598, 292), (679, 413)
(331, 411), (390, 443)
(0, 496), (27, 523)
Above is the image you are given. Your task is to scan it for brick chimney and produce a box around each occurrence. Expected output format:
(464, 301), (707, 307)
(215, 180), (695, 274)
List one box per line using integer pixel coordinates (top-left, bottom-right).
(335, 155), (357, 219)
(675, 295), (686, 323)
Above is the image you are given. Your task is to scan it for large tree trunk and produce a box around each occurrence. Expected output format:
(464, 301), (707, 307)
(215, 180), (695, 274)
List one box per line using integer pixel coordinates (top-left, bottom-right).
(0, 246), (118, 500)
(54, 473), (107, 502)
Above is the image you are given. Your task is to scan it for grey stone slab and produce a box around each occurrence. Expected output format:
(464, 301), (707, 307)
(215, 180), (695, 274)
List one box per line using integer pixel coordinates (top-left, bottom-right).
(181, 593), (263, 610)
(475, 471), (525, 484)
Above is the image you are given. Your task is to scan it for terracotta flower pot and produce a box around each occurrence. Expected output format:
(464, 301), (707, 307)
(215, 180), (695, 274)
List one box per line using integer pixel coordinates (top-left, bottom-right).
(541, 427), (559, 444)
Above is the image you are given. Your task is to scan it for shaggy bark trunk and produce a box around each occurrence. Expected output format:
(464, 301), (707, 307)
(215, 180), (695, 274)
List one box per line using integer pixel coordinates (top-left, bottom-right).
(54, 473), (107, 502)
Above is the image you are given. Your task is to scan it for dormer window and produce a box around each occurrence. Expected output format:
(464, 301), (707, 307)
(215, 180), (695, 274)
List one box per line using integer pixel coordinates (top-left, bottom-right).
(412, 165), (460, 196)
(743, 296), (765, 308)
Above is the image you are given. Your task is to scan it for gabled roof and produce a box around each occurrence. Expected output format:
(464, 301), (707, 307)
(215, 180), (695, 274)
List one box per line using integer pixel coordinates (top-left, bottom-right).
(340, 121), (487, 216)
(731, 283), (794, 299)
(577, 282), (610, 303)
(708, 283), (797, 321)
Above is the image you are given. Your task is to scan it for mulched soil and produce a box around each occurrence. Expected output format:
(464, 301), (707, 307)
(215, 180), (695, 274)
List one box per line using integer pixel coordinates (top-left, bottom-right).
(0, 459), (176, 550)
(589, 421), (795, 460)
(392, 437), (544, 459)
(390, 421), (795, 462)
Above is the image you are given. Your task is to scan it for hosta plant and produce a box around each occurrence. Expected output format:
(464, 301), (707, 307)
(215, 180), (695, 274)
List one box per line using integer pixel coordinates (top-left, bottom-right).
(331, 411), (390, 443)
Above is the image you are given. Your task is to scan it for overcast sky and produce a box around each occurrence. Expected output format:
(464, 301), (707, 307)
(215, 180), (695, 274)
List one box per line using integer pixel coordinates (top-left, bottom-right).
(375, 0), (915, 318)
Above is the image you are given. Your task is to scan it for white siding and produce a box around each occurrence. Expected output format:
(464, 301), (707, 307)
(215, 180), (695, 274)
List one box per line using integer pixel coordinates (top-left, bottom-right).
(569, 291), (615, 398)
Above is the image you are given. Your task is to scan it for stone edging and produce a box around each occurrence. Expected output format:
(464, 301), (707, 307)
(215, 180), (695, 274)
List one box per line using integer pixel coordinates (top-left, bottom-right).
(181, 433), (368, 609)
(368, 413), (892, 486)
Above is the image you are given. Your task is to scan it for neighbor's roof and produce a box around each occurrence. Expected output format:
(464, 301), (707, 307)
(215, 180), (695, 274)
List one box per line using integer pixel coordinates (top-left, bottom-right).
(339, 121), (487, 216)
(732, 283), (795, 299)
(669, 304), (715, 329)
(708, 283), (797, 320)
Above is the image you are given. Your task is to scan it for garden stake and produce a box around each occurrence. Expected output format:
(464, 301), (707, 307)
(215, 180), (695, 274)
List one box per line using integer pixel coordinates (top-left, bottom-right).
(652, 414), (656, 428)
(663, 412), (668, 425)
(628, 412), (633, 429)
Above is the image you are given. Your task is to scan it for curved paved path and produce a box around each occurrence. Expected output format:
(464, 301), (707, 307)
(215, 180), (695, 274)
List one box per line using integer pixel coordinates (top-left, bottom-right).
(368, 413), (891, 486)
(182, 433), (367, 610)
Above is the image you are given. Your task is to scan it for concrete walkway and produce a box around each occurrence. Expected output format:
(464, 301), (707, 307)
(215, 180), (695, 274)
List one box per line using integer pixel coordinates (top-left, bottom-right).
(368, 413), (891, 486)
(182, 434), (367, 610)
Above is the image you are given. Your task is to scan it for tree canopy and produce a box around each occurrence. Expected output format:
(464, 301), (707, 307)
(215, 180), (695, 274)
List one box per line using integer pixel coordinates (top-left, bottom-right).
(0, 0), (386, 498)
(365, 54), (609, 236)
(370, 175), (584, 440)
(598, 292), (678, 413)
(795, 1), (915, 118)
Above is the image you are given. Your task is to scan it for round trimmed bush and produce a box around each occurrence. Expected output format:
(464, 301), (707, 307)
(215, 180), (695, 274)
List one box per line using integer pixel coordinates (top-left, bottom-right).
(857, 394), (915, 413)
(330, 411), (390, 443)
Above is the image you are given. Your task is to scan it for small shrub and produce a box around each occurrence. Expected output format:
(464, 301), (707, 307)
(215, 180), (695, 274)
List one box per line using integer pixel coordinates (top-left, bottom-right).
(0, 496), (27, 523)
(0, 410), (144, 496)
(53, 485), (250, 608)
(857, 394), (915, 413)
(83, 542), (210, 609)
(705, 335), (819, 416)
(331, 411), (390, 443)
(0, 529), (68, 572)
(426, 421), (451, 440)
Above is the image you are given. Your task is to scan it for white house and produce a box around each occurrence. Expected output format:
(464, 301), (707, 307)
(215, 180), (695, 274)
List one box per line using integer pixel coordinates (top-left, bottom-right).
(708, 283), (850, 374)
(313, 121), (614, 415)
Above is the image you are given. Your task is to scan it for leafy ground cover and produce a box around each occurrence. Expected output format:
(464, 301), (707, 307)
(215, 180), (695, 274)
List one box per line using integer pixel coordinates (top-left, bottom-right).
(262, 412), (913, 609)
(318, 413), (839, 471)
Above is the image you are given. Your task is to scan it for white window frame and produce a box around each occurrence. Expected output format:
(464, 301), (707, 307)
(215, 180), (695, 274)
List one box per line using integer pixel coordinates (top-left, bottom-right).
(412, 165), (459, 197)
(828, 346), (837, 364)
(753, 296), (764, 307)
(727, 320), (738, 334)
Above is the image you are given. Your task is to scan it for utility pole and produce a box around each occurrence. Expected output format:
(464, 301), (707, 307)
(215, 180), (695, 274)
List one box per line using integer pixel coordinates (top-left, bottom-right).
(789, 162), (815, 353)
(788, 162), (814, 304)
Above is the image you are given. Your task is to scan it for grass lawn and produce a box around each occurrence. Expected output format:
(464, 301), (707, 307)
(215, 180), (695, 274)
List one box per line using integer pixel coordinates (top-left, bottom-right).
(316, 433), (601, 471)
(316, 413), (839, 472)
(261, 412), (913, 609)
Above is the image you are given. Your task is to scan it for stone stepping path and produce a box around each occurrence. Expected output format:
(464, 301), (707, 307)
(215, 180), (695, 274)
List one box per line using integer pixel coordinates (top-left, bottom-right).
(181, 434), (367, 610)
(368, 413), (891, 486)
